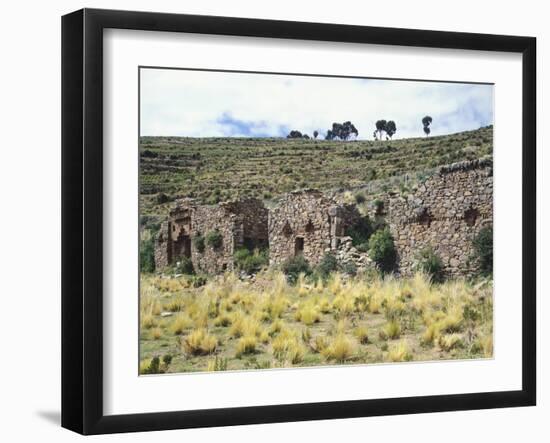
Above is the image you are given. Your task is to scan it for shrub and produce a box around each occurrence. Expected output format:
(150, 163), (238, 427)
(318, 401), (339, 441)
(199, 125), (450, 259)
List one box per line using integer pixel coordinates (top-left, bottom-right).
(162, 354), (172, 368)
(282, 255), (311, 284)
(175, 256), (195, 275)
(354, 326), (369, 344)
(156, 192), (170, 204)
(206, 230), (223, 250)
(341, 261), (357, 276)
(354, 192), (366, 204)
(193, 234), (205, 253)
(415, 247), (445, 283)
(473, 226), (493, 276)
(315, 252), (339, 279)
(234, 248), (269, 274)
(140, 236), (155, 273)
(368, 228), (397, 273)
(373, 199), (385, 215)
(140, 354), (172, 374)
(141, 356), (161, 374)
(190, 275), (207, 287)
(207, 356), (228, 371)
(345, 216), (373, 250)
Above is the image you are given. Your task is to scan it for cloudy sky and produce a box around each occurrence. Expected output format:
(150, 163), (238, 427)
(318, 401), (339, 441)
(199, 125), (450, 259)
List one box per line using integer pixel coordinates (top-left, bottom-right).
(140, 68), (493, 140)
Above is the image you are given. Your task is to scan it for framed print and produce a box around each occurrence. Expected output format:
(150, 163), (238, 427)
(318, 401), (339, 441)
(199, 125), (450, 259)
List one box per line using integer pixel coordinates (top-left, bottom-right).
(61, 8), (536, 435)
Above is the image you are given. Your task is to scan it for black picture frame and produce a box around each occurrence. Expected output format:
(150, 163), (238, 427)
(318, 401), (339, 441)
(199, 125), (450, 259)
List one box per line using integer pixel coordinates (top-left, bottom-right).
(62, 8), (536, 435)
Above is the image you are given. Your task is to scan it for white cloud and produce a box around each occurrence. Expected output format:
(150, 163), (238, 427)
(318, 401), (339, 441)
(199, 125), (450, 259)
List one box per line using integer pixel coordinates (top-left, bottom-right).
(140, 68), (493, 139)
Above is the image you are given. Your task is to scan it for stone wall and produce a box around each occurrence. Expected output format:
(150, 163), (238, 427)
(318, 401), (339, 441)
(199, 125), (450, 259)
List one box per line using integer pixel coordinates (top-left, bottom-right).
(154, 158), (492, 278)
(268, 190), (361, 267)
(154, 198), (268, 274)
(388, 158), (493, 277)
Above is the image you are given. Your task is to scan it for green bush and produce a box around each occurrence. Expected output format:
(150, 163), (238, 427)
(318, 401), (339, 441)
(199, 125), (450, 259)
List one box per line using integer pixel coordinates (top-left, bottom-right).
(354, 192), (366, 204)
(316, 252), (339, 279)
(140, 236), (155, 273)
(282, 255), (312, 284)
(345, 216), (373, 251)
(206, 230), (223, 249)
(341, 261), (358, 276)
(143, 356), (161, 374)
(415, 247), (445, 283)
(368, 228), (396, 273)
(234, 248), (269, 274)
(473, 226), (493, 276)
(193, 234), (205, 253)
(156, 192), (170, 204)
(175, 256), (195, 275)
(373, 199), (384, 214)
(190, 275), (207, 287)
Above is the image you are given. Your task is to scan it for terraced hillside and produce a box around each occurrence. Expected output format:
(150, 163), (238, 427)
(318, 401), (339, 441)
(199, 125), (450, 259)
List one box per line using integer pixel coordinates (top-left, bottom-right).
(140, 125), (492, 220)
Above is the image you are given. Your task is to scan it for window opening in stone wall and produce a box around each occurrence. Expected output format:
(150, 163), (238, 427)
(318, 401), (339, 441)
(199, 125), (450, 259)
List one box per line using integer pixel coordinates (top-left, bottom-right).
(464, 207), (480, 226)
(294, 237), (304, 256)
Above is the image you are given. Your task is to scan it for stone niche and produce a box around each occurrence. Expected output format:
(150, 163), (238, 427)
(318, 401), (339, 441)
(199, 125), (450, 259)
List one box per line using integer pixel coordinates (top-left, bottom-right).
(155, 198), (268, 274)
(268, 189), (361, 266)
(388, 158), (493, 277)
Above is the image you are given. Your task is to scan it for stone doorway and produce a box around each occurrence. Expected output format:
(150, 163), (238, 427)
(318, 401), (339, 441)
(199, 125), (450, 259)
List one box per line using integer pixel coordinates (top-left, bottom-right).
(174, 234), (192, 259)
(294, 237), (304, 256)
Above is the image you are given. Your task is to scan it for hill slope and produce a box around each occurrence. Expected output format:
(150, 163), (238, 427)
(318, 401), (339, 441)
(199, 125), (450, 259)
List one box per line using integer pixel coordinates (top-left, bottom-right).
(139, 126), (492, 219)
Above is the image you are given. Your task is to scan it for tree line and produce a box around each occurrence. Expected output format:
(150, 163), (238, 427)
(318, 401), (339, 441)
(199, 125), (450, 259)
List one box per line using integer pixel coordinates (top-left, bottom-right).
(287, 116), (433, 141)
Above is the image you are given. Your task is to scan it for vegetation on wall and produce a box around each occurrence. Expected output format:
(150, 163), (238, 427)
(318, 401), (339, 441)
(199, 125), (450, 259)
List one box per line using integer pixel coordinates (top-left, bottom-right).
(415, 247), (445, 283)
(473, 225), (493, 276)
(206, 230), (223, 250)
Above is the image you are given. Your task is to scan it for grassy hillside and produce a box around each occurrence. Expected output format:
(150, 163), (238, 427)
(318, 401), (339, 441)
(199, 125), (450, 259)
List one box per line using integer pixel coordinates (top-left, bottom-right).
(139, 125), (492, 219)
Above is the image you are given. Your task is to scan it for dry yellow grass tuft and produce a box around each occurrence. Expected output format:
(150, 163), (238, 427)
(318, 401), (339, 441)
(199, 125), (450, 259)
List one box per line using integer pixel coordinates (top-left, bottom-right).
(322, 333), (356, 362)
(387, 341), (412, 362)
(170, 313), (192, 335)
(141, 313), (156, 330)
(294, 302), (321, 325)
(354, 326), (369, 344)
(438, 333), (464, 351)
(182, 329), (218, 355)
(272, 330), (305, 364)
(151, 327), (162, 340)
(381, 320), (401, 340)
(235, 335), (258, 357)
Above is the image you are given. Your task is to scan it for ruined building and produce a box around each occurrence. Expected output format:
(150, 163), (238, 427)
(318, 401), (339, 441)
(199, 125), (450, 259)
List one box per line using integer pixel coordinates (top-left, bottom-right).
(268, 190), (362, 266)
(154, 198), (268, 274)
(388, 158), (493, 277)
(154, 158), (493, 278)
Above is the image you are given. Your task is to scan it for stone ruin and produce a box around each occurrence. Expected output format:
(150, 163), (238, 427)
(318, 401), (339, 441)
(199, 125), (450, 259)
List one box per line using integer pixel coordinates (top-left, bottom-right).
(154, 198), (268, 274)
(154, 158), (493, 278)
(268, 189), (371, 270)
(388, 158), (493, 277)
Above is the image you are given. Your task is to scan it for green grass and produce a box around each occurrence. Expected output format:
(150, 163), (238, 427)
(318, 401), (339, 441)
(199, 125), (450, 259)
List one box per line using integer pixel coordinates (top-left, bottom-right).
(139, 126), (493, 219)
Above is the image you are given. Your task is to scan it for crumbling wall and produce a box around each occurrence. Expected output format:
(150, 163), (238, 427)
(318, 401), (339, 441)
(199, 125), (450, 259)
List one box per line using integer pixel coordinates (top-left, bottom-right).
(388, 158), (493, 277)
(154, 198), (268, 274)
(268, 190), (361, 267)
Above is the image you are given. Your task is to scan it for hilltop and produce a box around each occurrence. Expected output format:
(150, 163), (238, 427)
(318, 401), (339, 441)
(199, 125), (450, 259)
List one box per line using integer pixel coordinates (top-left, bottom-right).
(139, 125), (492, 220)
